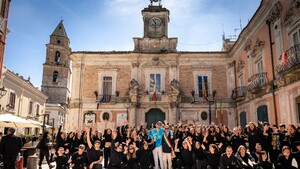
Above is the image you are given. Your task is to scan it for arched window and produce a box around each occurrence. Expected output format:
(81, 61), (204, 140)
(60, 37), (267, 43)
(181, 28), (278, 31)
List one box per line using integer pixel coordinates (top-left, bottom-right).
(239, 111), (247, 128)
(55, 51), (60, 63)
(257, 105), (268, 124)
(53, 71), (59, 82)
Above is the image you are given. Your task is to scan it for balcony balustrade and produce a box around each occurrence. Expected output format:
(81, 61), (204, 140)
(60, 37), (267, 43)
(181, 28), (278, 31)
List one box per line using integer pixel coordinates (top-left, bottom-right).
(277, 44), (300, 75)
(231, 86), (247, 101)
(247, 72), (269, 93)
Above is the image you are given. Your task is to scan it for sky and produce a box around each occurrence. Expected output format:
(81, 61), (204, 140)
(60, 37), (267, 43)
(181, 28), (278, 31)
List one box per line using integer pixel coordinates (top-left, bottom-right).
(4, 0), (261, 88)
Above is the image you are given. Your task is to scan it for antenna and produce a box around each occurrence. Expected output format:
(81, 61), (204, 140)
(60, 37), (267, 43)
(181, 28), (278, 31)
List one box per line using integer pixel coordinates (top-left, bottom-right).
(222, 18), (225, 41)
(239, 12), (242, 30)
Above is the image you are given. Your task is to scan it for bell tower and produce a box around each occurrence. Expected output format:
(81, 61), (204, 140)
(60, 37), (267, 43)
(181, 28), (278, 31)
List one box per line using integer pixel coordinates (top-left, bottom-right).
(133, 0), (177, 52)
(41, 21), (71, 105)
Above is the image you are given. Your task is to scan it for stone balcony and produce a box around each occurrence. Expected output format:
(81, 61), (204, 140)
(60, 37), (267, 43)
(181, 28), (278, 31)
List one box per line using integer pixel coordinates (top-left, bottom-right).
(277, 44), (300, 77)
(247, 72), (269, 93)
(231, 86), (247, 101)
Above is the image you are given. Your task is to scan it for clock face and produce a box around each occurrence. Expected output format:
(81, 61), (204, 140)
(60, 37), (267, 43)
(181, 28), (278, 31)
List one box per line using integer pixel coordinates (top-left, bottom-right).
(149, 17), (162, 29)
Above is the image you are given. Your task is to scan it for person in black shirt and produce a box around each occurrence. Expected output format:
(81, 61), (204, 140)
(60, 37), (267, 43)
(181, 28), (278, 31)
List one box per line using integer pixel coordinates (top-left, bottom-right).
(175, 137), (193, 169)
(276, 146), (298, 169)
(70, 144), (88, 169)
(235, 145), (256, 169)
(86, 127), (103, 169)
(193, 141), (208, 169)
(137, 141), (154, 169)
(108, 130), (124, 169)
(0, 127), (23, 169)
(219, 146), (241, 169)
(230, 127), (245, 153)
(124, 144), (139, 169)
(50, 147), (69, 169)
(256, 151), (272, 169)
(201, 143), (222, 169)
(37, 131), (54, 169)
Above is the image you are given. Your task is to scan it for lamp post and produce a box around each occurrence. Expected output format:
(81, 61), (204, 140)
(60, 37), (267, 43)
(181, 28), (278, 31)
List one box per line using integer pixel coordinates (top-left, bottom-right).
(208, 90), (217, 125)
(36, 113), (49, 133)
(49, 118), (55, 141)
(0, 87), (7, 99)
(123, 99), (132, 121)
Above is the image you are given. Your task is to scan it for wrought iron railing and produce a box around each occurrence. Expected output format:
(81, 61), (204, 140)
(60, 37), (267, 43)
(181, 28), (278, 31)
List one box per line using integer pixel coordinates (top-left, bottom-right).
(231, 86), (247, 100)
(277, 44), (300, 74)
(96, 95), (116, 103)
(247, 72), (269, 92)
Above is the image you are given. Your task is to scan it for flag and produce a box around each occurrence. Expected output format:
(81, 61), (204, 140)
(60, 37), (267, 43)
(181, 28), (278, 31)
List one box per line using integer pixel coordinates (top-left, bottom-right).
(280, 52), (288, 67)
(220, 101), (224, 115)
(152, 88), (157, 101)
(203, 82), (208, 100)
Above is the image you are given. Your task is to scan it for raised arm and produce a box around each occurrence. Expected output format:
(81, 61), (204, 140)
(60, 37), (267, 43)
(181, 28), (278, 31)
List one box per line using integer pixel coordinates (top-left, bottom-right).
(85, 127), (93, 149)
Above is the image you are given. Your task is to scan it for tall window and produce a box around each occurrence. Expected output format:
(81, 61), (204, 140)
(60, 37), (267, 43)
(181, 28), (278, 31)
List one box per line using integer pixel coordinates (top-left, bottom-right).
(239, 74), (244, 87)
(28, 101), (33, 114)
(292, 31), (299, 46)
(198, 76), (209, 97)
(36, 104), (40, 116)
(53, 71), (59, 82)
(149, 74), (161, 92)
(9, 92), (16, 110)
(103, 76), (112, 95)
(55, 51), (60, 63)
(256, 60), (263, 73)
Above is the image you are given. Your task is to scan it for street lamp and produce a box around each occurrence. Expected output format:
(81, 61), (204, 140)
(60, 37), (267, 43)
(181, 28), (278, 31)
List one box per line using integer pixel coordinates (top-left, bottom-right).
(36, 113), (49, 133)
(123, 99), (133, 121)
(0, 87), (7, 99)
(208, 90), (217, 125)
(49, 118), (55, 141)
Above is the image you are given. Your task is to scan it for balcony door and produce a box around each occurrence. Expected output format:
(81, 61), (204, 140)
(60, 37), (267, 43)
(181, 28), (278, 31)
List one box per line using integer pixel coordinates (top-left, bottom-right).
(240, 111), (247, 128)
(257, 105), (269, 125)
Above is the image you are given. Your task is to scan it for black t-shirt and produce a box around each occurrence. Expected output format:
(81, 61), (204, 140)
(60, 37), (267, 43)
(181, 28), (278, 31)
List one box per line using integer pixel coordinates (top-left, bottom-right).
(180, 148), (193, 164)
(87, 147), (103, 165)
(71, 151), (88, 169)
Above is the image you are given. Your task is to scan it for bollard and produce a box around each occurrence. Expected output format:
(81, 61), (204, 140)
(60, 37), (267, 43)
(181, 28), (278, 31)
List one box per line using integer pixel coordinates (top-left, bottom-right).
(26, 154), (38, 169)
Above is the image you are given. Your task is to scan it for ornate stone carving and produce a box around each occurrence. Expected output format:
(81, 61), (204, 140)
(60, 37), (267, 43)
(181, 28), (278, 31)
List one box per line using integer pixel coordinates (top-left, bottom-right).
(236, 59), (245, 72)
(243, 39), (252, 51)
(98, 62), (119, 71)
(142, 57), (168, 68)
(131, 62), (140, 68)
(128, 79), (140, 103)
(267, 1), (282, 23)
(192, 62), (214, 70)
(250, 38), (265, 57)
(284, 0), (300, 27)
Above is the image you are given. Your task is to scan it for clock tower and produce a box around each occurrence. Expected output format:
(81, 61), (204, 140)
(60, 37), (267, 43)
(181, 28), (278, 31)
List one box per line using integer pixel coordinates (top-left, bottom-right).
(133, 0), (177, 52)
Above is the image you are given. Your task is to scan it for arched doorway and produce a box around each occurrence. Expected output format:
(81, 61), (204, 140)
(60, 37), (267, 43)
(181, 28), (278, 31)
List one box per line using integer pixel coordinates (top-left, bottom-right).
(239, 111), (247, 128)
(296, 96), (300, 123)
(257, 105), (269, 125)
(145, 108), (165, 128)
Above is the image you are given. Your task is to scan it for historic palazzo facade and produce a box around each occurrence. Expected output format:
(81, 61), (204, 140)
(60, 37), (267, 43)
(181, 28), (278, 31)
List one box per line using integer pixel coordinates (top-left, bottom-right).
(41, 0), (300, 131)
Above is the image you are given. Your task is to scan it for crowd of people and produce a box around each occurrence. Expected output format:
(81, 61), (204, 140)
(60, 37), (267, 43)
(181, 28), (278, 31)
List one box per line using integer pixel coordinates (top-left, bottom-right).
(0, 120), (300, 169)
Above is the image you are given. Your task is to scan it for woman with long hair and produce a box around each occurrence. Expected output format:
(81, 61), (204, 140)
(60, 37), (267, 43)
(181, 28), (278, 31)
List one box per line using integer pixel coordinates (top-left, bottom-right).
(37, 130), (54, 169)
(235, 145), (256, 169)
(124, 144), (139, 169)
(201, 143), (222, 169)
(256, 151), (272, 169)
